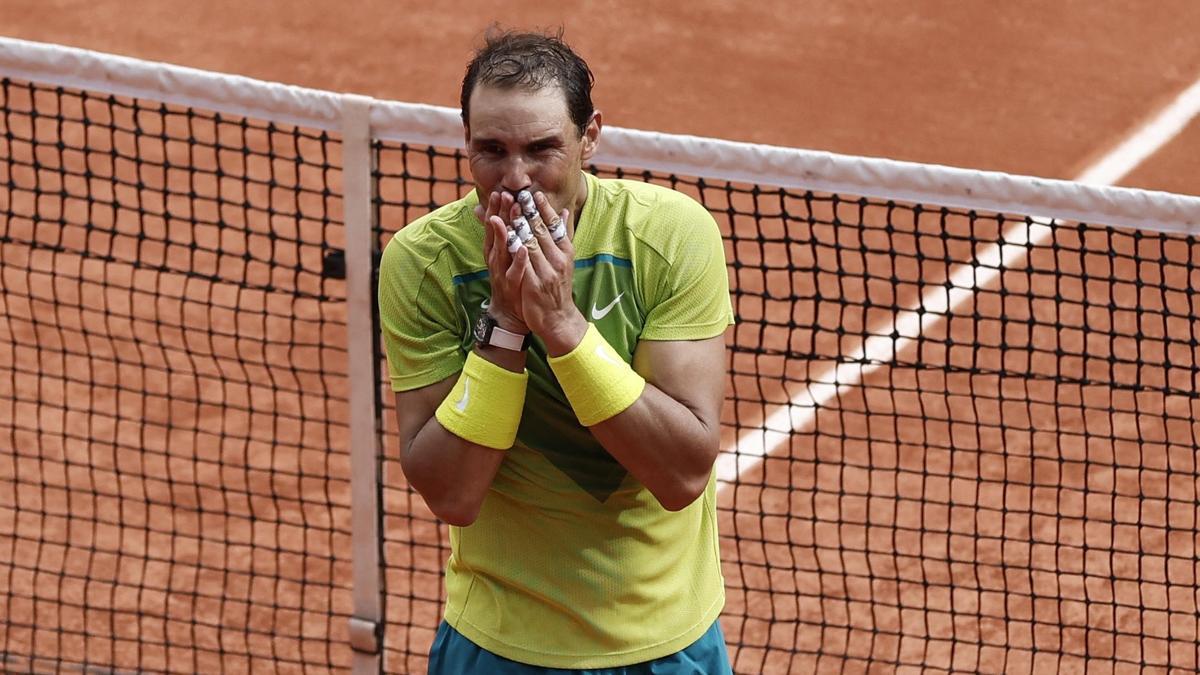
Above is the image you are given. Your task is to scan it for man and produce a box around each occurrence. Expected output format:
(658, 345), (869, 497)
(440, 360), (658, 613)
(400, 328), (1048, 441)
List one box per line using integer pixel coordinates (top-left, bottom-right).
(378, 28), (734, 674)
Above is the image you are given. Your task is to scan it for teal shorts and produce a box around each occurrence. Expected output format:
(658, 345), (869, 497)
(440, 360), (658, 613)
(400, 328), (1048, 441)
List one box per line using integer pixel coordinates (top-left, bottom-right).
(428, 619), (733, 674)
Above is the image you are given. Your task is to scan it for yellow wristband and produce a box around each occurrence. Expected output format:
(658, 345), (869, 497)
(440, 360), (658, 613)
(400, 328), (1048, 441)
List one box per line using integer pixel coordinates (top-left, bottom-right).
(435, 351), (528, 450)
(547, 323), (646, 427)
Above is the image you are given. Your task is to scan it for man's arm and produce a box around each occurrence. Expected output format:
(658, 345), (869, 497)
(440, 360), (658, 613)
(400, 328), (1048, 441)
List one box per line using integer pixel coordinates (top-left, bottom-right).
(393, 344), (524, 527)
(391, 192), (534, 527)
(397, 334), (726, 518)
(589, 334), (728, 511)
(503, 189), (730, 512)
(394, 378), (505, 527)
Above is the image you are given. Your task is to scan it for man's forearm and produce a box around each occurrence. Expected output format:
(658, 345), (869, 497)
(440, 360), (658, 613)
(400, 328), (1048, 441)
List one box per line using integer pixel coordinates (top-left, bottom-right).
(400, 343), (525, 527)
(588, 383), (721, 511)
(539, 318), (726, 512)
(402, 417), (507, 526)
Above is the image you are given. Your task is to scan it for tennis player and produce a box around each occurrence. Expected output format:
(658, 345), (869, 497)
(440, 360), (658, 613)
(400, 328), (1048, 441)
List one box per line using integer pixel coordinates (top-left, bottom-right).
(379, 28), (734, 674)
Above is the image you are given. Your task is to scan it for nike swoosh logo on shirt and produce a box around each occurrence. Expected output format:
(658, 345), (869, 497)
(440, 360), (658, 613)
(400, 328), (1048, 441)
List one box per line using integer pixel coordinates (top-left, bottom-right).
(455, 377), (470, 412)
(590, 293), (624, 321)
(481, 298), (490, 311)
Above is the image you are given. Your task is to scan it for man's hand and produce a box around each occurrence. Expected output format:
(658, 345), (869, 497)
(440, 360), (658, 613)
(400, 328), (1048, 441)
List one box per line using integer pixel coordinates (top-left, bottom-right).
(475, 191), (528, 332)
(510, 191), (588, 355)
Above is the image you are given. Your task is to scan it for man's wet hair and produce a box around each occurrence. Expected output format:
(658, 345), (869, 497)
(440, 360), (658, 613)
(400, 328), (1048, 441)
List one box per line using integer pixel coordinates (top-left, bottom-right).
(461, 27), (595, 136)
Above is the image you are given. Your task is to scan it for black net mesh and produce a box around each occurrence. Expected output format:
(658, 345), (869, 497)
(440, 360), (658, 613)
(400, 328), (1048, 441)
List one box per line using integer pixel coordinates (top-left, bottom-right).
(0, 79), (355, 673)
(2, 74), (1199, 675)
(373, 143), (1200, 674)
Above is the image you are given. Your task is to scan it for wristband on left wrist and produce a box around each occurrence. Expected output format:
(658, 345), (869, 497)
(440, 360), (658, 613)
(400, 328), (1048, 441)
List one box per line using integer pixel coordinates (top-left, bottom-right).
(547, 323), (646, 427)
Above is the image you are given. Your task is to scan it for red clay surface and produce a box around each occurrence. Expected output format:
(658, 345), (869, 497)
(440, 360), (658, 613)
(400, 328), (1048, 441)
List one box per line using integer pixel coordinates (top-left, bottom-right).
(3, 2), (1200, 675)
(3, 1), (1200, 186)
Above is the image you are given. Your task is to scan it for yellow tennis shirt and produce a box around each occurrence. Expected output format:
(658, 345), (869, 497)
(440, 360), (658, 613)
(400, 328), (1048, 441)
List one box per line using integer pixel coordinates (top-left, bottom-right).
(378, 172), (734, 668)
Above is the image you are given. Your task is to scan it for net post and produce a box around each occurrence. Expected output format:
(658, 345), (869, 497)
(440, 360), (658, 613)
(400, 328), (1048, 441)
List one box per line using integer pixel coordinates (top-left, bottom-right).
(342, 93), (385, 673)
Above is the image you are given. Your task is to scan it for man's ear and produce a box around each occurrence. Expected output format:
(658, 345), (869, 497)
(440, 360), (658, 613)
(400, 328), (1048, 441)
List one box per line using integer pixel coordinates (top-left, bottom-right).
(581, 111), (602, 161)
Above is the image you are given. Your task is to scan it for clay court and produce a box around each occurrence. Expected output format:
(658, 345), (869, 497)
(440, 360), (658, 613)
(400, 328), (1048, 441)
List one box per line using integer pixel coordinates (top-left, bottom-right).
(3, 2), (1200, 674)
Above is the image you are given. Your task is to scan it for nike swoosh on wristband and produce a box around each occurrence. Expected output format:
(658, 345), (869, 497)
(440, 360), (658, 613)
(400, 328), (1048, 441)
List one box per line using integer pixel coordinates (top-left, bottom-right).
(590, 292), (624, 320)
(595, 345), (621, 366)
(455, 377), (470, 412)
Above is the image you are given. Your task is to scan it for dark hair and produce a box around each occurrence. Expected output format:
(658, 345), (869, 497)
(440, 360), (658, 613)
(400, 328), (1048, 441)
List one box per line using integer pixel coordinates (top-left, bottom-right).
(460, 27), (595, 136)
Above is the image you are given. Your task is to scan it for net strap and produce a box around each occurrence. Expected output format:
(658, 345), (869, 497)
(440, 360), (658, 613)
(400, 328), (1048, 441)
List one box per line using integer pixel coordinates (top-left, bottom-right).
(343, 93), (384, 670)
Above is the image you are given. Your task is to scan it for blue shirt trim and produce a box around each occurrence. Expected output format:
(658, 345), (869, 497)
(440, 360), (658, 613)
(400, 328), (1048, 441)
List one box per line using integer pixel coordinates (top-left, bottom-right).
(575, 254), (633, 269)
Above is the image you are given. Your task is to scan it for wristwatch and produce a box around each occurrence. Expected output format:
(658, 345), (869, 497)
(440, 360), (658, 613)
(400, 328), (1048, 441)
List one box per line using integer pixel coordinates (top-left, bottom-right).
(473, 311), (532, 351)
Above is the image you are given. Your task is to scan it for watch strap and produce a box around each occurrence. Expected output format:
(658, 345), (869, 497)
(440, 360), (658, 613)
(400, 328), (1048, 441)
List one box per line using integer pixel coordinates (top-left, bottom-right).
(485, 323), (529, 351)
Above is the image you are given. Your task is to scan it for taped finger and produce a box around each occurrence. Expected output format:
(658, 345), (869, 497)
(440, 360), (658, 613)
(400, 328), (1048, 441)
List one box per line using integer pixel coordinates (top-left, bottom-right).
(517, 190), (539, 222)
(513, 216), (535, 245)
(548, 217), (567, 242)
(518, 190), (552, 241)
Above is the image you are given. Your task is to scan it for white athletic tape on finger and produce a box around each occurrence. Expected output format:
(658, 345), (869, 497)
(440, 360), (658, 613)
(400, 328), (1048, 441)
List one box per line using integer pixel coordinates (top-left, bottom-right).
(549, 220), (567, 242)
(517, 190), (538, 220)
(506, 229), (522, 253)
(513, 216), (534, 244)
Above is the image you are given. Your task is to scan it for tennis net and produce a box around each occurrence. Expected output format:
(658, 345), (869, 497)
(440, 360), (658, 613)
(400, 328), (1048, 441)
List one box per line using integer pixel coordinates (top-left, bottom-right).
(4, 37), (1200, 674)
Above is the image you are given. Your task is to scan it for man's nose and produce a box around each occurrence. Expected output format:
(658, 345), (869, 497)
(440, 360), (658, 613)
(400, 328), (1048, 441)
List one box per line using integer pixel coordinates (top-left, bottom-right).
(499, 155), (533, 193)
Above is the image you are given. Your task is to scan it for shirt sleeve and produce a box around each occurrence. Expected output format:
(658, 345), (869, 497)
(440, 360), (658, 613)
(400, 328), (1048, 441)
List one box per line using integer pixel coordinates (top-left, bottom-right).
(378, 229), (466, 392)
(638, 194), (735, 341)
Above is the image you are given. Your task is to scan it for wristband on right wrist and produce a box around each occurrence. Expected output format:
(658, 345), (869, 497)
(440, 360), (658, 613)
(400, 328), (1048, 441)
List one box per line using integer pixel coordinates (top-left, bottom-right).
(547, 323), (646, 427)
(435, 351), (528, 449)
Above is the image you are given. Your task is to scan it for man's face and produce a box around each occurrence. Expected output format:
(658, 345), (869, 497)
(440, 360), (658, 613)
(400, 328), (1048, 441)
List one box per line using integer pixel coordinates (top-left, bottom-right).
(465, 83), (597, 219)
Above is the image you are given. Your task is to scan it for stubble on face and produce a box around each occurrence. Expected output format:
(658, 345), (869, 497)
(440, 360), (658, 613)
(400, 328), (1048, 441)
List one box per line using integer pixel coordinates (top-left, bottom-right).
(465, 84), (589, 218)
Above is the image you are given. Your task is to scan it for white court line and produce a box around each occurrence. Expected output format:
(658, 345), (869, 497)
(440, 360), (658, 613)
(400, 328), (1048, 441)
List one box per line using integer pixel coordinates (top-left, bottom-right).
(717, 72), (1200, 488)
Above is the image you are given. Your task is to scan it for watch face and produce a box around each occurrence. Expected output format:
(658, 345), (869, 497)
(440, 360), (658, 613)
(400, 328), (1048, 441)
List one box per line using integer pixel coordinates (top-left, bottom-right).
(473, 312), (491, 343)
